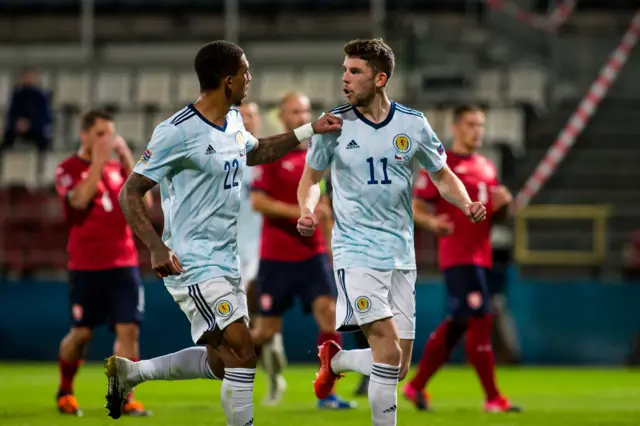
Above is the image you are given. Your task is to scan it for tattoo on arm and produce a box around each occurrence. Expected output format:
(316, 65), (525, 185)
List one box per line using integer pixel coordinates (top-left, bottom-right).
(246, 131), (299, 166)
(119, 172), (164, 250)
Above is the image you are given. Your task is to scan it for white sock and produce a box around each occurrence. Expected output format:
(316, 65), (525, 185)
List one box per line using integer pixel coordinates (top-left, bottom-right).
(369, 363), (400, 426)
(330, 348), (373, 376)
(127, 346), (217, 386)
(221, 368), (255, 426)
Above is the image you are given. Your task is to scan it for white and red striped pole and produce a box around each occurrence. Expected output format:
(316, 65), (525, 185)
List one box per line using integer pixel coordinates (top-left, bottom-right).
(514, 10), (640, 213)
(485, 0), (577, 33)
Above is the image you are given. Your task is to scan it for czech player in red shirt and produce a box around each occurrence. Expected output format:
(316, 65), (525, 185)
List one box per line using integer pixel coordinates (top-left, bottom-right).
(403, 105), (522, 413)
(250, 92), (354, 409)
(54, 110), (151, 417)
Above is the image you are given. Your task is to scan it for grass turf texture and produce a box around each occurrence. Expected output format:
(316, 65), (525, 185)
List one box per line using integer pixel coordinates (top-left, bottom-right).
(1, 363), (639, 425)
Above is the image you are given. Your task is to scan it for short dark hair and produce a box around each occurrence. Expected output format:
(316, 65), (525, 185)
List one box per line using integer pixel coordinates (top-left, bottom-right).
(80, 109), (113, 131)
(194, 40), (245, 92)
(452, 104), (483, 122)
(344, 38), (395, 83)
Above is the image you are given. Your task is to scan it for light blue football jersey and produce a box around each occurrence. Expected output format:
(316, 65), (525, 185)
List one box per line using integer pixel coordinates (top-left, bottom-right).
(133, 104), (257, 287)
(306, 101), (446, 270)
(237, 166), (262, 266)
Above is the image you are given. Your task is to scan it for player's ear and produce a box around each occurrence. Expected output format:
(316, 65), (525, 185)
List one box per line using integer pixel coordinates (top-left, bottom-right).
(376, 72), (388, 88)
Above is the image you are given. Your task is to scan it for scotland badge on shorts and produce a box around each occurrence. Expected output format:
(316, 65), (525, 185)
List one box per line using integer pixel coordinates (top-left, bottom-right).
(215, 300), (233, 317)
(355, 296), (371, 313)
(235, 131), (245, 157)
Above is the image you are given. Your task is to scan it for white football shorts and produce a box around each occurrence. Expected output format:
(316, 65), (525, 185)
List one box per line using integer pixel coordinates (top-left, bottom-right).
(240, 256), (259, 288)
(166, 276), (249, 344)
(334, 268), (417, 340)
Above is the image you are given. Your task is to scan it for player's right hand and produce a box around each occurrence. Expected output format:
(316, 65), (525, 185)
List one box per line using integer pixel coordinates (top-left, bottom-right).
(464, 201), (487, 224)
(92, 137), (113, 165)
(150, 244), (185, 278)
(297, 213), (319, 236)
(312, 113), (343, 134)
(430, 214), (454, 236)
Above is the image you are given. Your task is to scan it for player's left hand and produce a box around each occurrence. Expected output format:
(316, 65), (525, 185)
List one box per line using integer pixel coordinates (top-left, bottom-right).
(311, 113), (342, 134)
(297, 213), (319, 236)
(490, 185), (513, 211)
(464, 201), (487, 224)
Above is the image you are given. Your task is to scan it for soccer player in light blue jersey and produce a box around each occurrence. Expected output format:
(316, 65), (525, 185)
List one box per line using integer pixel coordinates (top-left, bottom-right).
(103, 40), (342, 424)
(297, 39), (486, 426)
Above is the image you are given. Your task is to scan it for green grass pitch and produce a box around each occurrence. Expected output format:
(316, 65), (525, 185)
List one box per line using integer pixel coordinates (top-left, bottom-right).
(1, 363), (639, 425)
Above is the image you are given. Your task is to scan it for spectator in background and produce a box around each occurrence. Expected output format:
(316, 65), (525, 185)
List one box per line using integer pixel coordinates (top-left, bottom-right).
(2, 68), (53, 152)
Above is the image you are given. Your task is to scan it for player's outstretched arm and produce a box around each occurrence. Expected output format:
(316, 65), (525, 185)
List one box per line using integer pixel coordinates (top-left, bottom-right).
(246, 113), (342, 166)
(118, 172), (164, 251)
(428, 166), (487, 223)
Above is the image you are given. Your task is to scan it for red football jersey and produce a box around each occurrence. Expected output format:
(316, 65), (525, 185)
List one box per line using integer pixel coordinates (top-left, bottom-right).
(414, 152), (499, 270)
(251, 149), (326, 261)
(55, 156), (138, 271)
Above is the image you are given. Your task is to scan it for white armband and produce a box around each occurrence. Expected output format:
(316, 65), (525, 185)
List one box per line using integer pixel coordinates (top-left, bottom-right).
(293, 123), (315, 142)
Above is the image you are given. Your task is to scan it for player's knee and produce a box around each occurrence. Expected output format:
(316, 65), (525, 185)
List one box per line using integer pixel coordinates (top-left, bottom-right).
(220, 321), (258, 368)
(68, 327), (93, 345)
(313, 297), (336, 332)
(114, 323), (139, 344)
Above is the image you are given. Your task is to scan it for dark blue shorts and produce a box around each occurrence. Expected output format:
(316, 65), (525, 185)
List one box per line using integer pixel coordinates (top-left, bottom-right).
(444, 265), (490, 320)
(68, 267), (144, 329)
(257, 254), (336, 316)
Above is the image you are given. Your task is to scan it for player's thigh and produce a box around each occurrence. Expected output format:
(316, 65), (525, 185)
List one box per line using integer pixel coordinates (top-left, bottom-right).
(165, 276), (249, 345)
(388, 269), (417, 340)
(335, 268), (393, 332)
(444, 265), (491, 321)
(256, 260), (296, 317)
(68, 270), (109, 328)
(107, 267), (144, 328)
(361, 317), (402, 366)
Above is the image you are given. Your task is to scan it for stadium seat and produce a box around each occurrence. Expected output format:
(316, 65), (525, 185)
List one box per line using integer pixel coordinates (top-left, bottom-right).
(0, 150), (40, 190)
(485, 108), (525, 153)
(176, 71), (201, 106)
(298, 68), (340, 107)
(439, 108), (454, 142)
(41, 151), (74, 188)
(114, 111), (147, 149)
(95, 70), (132, 110)
(508, 67), (547, 110)
(474, 69), (503, 105)
(54, 70), (91, 110)
(0, 70), (12, 110)
(256, 69), (297, 105)
(386, 69), (406, 103)
(135, 70), (173, 109)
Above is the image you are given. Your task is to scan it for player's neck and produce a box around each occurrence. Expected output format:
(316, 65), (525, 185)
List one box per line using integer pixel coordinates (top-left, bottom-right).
(76, 147), (91, 162)
(451, 141), (475, 156)
(193, 92), (232, 127)
(356, 94), (391, 124)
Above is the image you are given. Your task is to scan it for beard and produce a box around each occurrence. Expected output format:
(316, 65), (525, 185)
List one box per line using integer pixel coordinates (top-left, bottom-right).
(353, 89), (376, 108)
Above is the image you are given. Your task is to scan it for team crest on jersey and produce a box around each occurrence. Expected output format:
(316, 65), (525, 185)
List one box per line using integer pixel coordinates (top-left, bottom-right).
(215, 300), (233, 317)
(140, 149), (152, 165)
(235, 131), (246, 157)
(355, 296), (371, 313)
(393, 134), (411, 153)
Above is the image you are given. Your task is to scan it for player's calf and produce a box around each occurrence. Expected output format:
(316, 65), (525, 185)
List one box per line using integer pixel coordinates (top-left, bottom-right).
(210, 320), (257, 426)
(363, 319), (402, 426)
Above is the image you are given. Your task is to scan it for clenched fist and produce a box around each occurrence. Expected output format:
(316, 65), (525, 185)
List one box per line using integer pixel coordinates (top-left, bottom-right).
(464, 201), (487, 224)
(311, 113), (343, 134)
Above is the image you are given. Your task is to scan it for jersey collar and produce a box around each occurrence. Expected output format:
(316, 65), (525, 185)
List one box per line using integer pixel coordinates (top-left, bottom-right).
(352, 101), (396, 130)
(188, 103), (228, 132)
